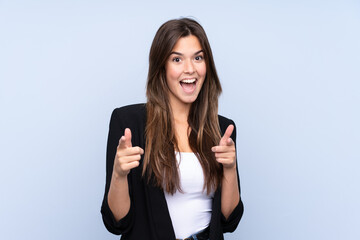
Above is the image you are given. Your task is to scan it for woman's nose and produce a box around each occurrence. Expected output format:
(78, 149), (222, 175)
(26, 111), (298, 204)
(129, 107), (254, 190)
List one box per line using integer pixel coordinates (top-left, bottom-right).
(184, 60), (195, 74)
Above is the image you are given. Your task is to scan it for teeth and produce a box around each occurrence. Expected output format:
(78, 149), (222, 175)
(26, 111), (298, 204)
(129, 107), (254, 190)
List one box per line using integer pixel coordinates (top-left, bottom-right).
(181, 78), (196, 83)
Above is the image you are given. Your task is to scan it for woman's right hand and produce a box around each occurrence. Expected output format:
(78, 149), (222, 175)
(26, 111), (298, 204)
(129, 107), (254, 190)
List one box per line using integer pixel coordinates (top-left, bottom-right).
(113, 128), (144, 178)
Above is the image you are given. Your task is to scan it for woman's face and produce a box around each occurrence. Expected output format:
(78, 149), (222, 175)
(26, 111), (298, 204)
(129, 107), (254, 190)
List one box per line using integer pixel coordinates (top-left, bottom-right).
(165, 35), (206, 110)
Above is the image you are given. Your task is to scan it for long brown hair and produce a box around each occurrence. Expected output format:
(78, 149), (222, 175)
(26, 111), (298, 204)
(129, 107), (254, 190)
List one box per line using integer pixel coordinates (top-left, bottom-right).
(143, 18), (223, 195)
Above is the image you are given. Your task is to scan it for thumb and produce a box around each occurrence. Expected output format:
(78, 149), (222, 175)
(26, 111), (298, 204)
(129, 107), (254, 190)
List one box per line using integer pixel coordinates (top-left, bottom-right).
(219, 124), (234, 146)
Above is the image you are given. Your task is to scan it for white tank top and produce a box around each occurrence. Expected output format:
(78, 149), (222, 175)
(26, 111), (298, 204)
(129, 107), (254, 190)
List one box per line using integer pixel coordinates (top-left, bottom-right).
(164, 152), (214, 239)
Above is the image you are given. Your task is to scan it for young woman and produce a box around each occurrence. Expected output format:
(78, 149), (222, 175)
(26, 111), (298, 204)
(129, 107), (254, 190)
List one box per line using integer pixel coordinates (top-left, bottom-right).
(101, 18), (243, 240)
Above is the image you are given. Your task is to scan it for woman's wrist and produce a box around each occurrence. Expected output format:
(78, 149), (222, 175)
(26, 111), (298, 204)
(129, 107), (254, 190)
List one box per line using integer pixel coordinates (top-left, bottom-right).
(223, 167), (237, 183)
(112, 171), (128, 183)
(223, 165), (237, 176)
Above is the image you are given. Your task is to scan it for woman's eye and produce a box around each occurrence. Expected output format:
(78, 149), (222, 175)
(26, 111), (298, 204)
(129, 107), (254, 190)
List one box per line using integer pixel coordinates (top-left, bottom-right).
(195, 56), (203, 61)
(172, 57), (181, 62)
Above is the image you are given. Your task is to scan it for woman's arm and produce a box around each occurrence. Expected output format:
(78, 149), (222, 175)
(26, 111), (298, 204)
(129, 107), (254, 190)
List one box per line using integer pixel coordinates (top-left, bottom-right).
(108, 128), (143, 221)
(101, 108), (144, 234)
(221, 165), (240, 219)
(107, 171), (132, 221)
(212, 124), (240, 219)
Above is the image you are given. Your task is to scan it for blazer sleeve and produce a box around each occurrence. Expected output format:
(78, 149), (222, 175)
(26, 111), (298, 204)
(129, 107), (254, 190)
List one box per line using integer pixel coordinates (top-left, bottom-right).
(219, 119), (244, 232)
(100, 108), (134, 235)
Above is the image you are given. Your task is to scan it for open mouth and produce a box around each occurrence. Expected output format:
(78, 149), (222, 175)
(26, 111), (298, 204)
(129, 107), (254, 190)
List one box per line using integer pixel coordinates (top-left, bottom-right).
(180, 78), (197, 93)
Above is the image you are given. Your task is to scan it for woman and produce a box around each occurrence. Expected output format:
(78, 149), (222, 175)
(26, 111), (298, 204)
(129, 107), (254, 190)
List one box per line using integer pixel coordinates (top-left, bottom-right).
(101, 18), (243, 240)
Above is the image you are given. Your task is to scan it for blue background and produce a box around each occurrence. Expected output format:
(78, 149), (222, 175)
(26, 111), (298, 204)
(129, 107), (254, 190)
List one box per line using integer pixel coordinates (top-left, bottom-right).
(0, 0), (359, 239)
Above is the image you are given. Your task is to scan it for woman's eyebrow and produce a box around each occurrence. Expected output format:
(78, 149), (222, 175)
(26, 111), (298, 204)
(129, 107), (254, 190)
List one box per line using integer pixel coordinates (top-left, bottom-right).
(170, 50), (204, 56)
(194, 50), (204, 55)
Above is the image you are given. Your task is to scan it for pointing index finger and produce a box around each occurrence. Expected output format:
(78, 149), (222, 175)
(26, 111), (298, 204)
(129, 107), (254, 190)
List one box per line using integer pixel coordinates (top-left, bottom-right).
(118, 128), (133, 149)
(124, 128), (132, 148)
(220, 124), (234, 146)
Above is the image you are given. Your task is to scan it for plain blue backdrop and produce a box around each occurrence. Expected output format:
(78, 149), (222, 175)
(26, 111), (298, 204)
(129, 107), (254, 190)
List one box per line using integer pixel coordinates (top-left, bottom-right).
(0, 0), (359, 239)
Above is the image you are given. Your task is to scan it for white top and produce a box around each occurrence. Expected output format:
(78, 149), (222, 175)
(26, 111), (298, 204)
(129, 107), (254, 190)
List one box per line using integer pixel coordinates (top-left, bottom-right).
(164, 152), (214, 239)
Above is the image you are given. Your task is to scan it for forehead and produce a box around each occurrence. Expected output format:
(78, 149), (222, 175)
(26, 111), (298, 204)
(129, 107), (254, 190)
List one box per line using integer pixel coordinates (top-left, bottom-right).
(171, 35), (202, 53)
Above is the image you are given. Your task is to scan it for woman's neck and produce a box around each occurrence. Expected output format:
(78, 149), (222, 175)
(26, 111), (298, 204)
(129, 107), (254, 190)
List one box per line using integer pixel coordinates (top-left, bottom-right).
(169, 101), (192, 152)
(169, 99), (191, 123)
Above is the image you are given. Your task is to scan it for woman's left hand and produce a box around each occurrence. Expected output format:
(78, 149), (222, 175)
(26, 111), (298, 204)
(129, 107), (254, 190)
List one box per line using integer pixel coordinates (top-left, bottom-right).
(211, 124), (236, 170)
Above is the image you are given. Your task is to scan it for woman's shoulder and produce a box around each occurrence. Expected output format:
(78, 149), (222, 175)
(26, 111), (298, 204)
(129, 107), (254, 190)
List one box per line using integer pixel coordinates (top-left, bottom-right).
(111, 103), (147, 126)
(218, 114), (235, 126)
(113, 103), (146, 117)
(218, 114), (236, 136)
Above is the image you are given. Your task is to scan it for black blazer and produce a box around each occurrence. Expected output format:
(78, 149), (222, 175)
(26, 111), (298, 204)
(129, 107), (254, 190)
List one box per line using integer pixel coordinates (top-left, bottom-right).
(101, 104), (243, 240)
